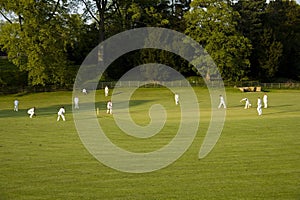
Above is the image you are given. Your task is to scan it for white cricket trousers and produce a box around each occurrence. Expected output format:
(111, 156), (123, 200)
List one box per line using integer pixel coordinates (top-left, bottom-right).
(57, 114), (65, 121)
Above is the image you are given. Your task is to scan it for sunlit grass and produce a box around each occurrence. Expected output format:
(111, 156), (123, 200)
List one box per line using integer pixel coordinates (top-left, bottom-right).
(0, 88), (299, 199)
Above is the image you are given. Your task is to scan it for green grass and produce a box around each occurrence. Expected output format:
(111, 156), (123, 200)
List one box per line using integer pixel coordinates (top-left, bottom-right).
(0, 88), (299, 199)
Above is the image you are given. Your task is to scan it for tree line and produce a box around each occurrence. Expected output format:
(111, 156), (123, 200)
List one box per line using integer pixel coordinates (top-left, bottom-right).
(0, 0), (299, 87)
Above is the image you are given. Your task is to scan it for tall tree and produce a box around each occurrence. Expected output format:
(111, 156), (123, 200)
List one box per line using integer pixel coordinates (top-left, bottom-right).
(258, 28), (283, 78)
(130, 0), (195, 78)
(231, 0), (267, 79)
(184, 0), (252, 81)
(76, 0), (121, 64)
(78, 0), (117, 42)
(101, 0), (182, 80)
(232, 0), (300, 81)
(0, 0), (74, 86)
(265, 0), (300, 80)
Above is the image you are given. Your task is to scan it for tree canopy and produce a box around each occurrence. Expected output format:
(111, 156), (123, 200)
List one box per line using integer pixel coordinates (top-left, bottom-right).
(0, 0), (299, 87)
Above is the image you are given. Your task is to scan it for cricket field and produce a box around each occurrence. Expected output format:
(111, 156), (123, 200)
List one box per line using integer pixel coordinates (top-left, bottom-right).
(0, 88), (299, 199)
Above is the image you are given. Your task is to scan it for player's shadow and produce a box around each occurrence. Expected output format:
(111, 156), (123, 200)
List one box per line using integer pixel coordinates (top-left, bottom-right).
(263, 109), (300, 115)
(262, 104), (297, 115)
(267, 104), (292, 108)
(229, 104), (247, 108)
(111, 91), (123, 96)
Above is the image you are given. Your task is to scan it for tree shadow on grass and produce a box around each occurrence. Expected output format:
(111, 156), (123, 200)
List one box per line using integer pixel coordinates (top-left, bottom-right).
(99, 99), (156, 108)
(0, 105), (67, 118)
(0, 100), (157, 119)
(0, 104), (73, 119)
(14, 91), (31, 97)
(263, 109), (300, 115)
(129, 100), (156, 107)
(112, 91), (123, 96)
(261, 104), (298, 115)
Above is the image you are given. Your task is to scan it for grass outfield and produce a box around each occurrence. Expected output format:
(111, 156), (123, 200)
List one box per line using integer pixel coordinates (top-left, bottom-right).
(0, 88), (299, 199)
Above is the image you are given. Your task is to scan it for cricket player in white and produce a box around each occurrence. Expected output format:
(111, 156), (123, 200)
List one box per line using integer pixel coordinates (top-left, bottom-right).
(27, 107), (35, 118)
(82, 88), (87, 95)
(57, 106), (66, 121)
(14, 99), (19, 111)
(74, 96), (79, 109)
(257, 97), (262, 116)
(174, 93), (179, 105)
(263, 93), (268, 108)
(218, 95), (226, 109)
(107, 100), (112, 114)
(105, 86), (109, 97)
(240, 98), (251, 109)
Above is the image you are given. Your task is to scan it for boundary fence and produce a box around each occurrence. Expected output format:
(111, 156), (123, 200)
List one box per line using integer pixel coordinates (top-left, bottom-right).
(0, 85), (74, 95)
(98, 81), (300, 89)
(259, 82), (300, 89)
(0, 81), (299, 94)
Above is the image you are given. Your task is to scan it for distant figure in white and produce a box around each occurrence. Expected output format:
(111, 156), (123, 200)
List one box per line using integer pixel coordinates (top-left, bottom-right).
(105, 86), (109, 97)
(257, 97), (262, 116)
(82, 88), (87, 95)
(107, 100), (112, 114)
(57, 106), (66, 121)
(74, 96), (79, 109)
(240, 98), (251, 109)
(218, 95), (226, 109)
(27, 107), (35, 118)
(174, 93), (179, 105)
(263, 93), (268, 108)
(14, 99), (19, 111)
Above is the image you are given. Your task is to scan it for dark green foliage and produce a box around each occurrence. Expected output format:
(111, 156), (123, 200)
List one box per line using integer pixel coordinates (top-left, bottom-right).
(0, 0), (77, 86)
(0, 0), (300, 88)
(232, 0), (300, 81)
(184, 0), (252, 81)
(265, 0), (300, 80)
(0, 58), (27, 87)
